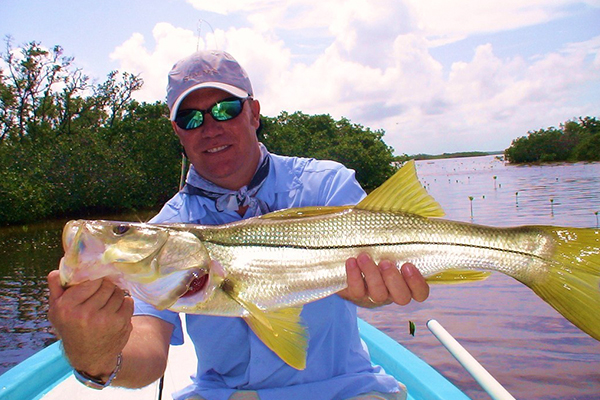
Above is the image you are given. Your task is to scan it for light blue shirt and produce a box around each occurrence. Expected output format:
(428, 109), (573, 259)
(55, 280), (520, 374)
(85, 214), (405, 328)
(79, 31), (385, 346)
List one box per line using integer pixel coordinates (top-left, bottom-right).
(134, 150), (401, 400)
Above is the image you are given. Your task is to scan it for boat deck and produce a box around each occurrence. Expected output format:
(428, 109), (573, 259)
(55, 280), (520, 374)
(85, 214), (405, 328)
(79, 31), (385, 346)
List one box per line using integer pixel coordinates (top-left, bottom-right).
(0, 319), (471, 400)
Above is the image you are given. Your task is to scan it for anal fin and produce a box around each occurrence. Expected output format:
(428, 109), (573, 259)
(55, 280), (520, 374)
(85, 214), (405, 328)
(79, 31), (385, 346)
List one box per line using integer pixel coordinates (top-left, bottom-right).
(426, 269), (492, 284)
(220, 278), (308, 370)
(244, 307), (308, 370)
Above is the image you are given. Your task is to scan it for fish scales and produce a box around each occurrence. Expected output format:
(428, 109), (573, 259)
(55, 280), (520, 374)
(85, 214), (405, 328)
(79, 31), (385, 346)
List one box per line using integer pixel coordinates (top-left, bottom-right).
(179, 208), (555, 315)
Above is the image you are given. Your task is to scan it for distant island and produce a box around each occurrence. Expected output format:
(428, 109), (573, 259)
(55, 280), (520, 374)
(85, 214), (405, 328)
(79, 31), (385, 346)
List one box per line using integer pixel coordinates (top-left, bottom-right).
(395, 151), (503, 162)
(503, 117), (599, 163)
(396, 116), (599, 164)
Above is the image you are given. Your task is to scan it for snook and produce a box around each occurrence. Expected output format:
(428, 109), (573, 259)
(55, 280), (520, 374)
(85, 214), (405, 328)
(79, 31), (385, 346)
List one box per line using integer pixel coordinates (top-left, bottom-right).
(60, 161), (600, 370)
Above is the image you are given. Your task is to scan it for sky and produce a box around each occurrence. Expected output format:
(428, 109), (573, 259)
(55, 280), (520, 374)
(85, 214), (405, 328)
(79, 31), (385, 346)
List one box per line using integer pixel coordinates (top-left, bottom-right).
(2, 0), (600, 155)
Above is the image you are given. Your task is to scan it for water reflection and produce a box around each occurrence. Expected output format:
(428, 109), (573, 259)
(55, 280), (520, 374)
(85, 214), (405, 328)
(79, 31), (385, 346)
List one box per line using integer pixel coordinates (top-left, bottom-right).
(0, 223), (63, 373)
(416, 156), (600, 228)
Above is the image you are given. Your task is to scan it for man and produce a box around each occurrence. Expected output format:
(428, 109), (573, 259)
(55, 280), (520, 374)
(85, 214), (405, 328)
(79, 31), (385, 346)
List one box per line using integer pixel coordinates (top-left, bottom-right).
(47, 50), (429, 400)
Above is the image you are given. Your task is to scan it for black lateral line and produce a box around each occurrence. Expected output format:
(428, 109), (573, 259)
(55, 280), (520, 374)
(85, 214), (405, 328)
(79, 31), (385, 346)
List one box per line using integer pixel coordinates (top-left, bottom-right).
(204, 239), (543, 260)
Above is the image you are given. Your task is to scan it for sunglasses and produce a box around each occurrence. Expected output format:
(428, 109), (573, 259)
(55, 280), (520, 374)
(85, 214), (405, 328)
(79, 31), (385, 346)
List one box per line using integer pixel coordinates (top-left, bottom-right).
(175, 97), (249, 130)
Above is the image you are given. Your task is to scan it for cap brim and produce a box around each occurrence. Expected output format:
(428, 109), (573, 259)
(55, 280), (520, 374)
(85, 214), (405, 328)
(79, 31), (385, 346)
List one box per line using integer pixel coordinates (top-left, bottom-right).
(169, 82), (250, 120)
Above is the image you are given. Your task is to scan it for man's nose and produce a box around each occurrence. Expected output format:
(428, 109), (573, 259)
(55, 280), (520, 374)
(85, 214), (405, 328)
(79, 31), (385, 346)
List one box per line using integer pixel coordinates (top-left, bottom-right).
(197, 114), (225, 137)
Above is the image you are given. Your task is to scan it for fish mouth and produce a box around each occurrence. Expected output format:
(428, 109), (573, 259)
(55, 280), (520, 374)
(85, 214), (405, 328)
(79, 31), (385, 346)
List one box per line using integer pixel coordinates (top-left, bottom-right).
(181, 271), (209, 297)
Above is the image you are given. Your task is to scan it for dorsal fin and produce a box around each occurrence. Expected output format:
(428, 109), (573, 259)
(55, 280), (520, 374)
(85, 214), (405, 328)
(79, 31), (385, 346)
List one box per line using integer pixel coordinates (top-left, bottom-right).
(356, 160), (445, 217)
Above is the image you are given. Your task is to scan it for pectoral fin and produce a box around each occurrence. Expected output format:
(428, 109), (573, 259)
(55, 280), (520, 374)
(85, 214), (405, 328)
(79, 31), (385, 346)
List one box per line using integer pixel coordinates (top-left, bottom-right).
(224, 281), (273, 331)
(426, 269), (492, 284)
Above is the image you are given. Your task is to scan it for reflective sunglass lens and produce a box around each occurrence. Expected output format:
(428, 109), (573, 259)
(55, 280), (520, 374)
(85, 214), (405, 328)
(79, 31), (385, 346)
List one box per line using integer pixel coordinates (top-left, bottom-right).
(211, 100), (243, 121)
(176, 110), (204, 130)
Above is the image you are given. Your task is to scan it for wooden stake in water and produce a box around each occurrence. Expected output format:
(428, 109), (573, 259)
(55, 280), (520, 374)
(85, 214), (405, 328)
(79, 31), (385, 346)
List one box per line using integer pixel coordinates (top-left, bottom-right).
(427, 319), (516, 400)
(469, 196), (474, 218)
(596, 211), (599, 228)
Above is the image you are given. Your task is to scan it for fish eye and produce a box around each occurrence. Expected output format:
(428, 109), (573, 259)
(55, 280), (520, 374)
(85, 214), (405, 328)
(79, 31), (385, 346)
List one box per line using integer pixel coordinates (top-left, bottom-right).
(113, 225), (130, 235)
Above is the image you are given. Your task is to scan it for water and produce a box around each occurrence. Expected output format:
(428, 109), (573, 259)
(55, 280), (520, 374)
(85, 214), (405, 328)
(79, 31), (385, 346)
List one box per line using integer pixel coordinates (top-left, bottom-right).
(0, 221), (63, 375)
(358, 155), (600, 400)
(1, 156), (600, 399)
(0, 212), (155, 376)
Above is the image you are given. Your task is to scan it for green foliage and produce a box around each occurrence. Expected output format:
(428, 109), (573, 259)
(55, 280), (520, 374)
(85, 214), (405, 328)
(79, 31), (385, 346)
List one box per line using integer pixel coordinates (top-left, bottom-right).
(102, 101), (182, 207)
(0, 102), (180, 225)
(505, 116), (600, 163)
(259, 111), (397, 191)
(0, 37), (144, 142)
(0, 38), (180, 226)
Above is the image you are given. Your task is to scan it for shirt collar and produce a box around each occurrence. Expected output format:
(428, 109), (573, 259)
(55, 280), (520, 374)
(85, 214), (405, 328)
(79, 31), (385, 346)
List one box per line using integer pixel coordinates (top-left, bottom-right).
(182, 144), (303, 223)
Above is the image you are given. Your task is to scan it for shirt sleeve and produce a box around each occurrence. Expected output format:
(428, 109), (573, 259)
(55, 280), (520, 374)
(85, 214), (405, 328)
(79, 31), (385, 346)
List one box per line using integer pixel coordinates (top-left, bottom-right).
(321, 165), (366, 206)
(301, 159), (367, 207)
(133, 298), (185, 345)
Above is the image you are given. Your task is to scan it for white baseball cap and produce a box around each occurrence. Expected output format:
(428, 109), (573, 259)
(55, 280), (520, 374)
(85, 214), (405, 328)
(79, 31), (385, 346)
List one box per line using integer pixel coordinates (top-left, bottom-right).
(166, 50), (254, 121)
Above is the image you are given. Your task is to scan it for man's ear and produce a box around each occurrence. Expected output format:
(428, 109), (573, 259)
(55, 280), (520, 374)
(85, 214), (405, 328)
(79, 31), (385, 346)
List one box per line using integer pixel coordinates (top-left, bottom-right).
(171, 120), (180, 134)
(171, 121), (186, 152)
(249, 99), (261, 129)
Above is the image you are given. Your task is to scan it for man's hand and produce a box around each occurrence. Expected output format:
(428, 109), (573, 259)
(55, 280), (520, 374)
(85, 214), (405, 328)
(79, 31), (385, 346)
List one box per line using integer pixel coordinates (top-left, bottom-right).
(47, 270), (134, 380)
(338, 253), (429, 308)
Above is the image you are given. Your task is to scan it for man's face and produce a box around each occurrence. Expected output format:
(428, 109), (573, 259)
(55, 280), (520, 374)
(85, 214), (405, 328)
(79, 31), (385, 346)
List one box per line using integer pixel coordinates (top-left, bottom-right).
(173, 88), (262, 190)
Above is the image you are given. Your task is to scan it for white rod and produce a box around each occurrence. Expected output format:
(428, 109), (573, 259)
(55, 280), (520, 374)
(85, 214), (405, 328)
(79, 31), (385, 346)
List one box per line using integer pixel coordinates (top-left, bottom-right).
(426, 319), (516, 400)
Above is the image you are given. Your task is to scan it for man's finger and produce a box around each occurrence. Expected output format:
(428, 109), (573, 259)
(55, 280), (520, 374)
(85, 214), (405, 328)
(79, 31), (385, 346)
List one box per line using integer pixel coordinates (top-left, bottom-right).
(83, 279), (120, 311)
(117, 296), (135, 321)
(401, 263), (429, 302)
(343, 257), (367, 299)
(47, 270), (65, 305)
(60, 279), (104, 307)
(379, 260), (412, 305)
(100, 285), (128, 314)
(356, 253), (388, 303)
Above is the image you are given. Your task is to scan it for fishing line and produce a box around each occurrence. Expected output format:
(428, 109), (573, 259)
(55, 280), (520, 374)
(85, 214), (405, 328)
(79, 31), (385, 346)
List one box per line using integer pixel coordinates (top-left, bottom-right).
(197, 19), (220, 51)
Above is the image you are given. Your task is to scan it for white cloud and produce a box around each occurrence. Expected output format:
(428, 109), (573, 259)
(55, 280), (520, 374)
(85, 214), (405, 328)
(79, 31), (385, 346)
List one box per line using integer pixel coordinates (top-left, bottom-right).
(185, 0), (591, 46)
(382, 36), (600, 153)
(110, 1), (600, 154)
(405, 0), (577, 45)
(110, 23), (202, 103)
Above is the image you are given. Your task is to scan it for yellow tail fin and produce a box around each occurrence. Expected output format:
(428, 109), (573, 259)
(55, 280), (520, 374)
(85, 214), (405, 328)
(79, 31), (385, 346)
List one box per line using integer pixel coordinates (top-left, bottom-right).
(527, 227), (600, 341)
